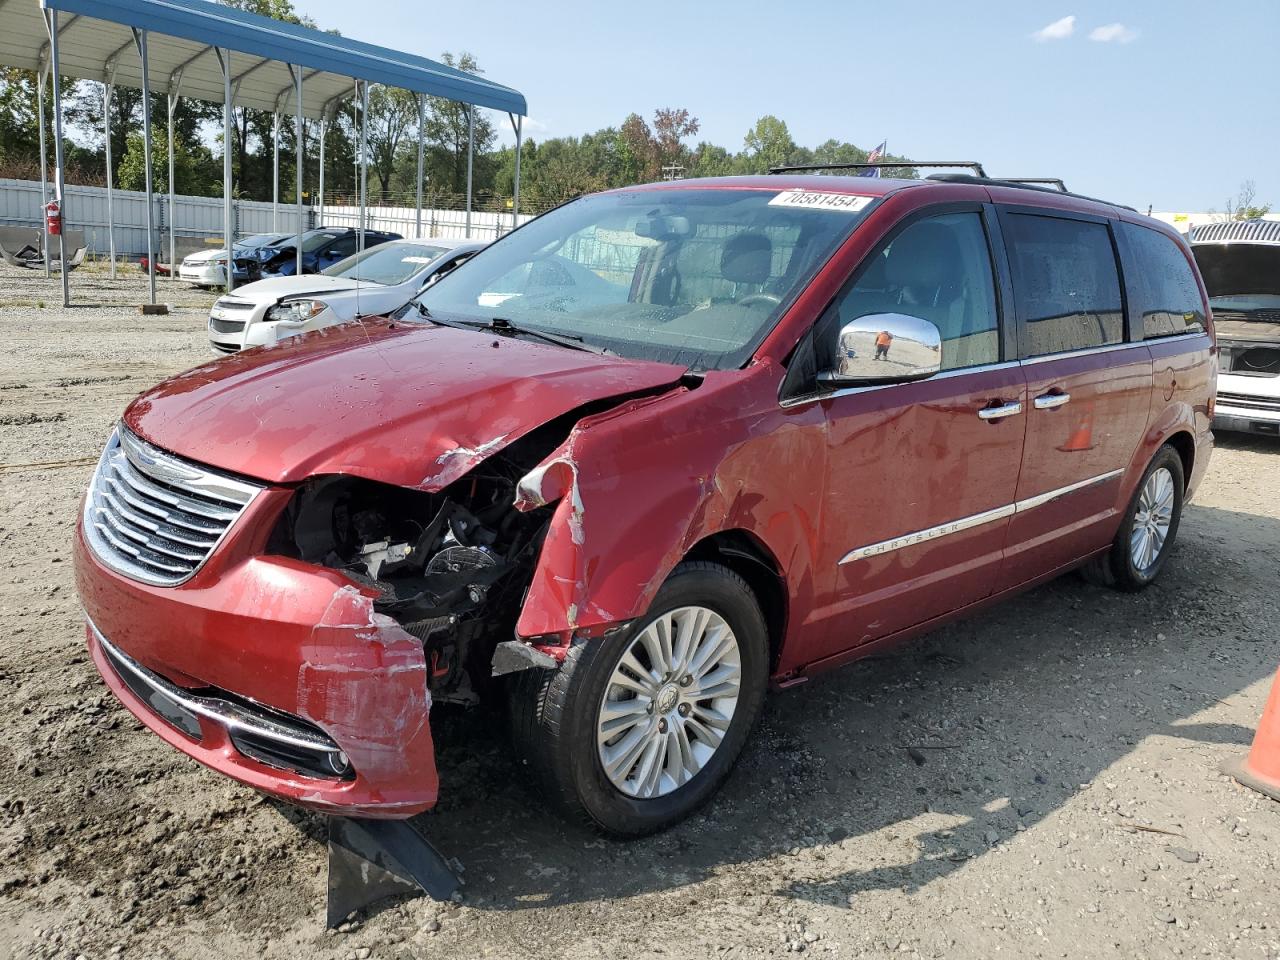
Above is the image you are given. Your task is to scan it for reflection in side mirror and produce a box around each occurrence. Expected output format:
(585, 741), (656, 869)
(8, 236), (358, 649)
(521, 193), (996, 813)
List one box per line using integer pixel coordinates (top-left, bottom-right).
(819, 312), (942, 386)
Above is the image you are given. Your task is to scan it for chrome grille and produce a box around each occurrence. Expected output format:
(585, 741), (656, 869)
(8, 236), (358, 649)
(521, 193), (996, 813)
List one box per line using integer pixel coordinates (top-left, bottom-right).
(1217, 392), (1280, 413)
(83, 428), (260, 586)
(212, 298), (254, 313)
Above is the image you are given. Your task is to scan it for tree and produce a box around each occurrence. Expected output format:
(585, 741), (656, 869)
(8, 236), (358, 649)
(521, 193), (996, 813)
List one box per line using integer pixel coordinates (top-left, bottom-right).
(424, 52), (496, 195)
(1219, 180), (1273, 221)
(741, 115), (796, 174)
(651, 107), (699, 175)
(365, 86), (419, 200)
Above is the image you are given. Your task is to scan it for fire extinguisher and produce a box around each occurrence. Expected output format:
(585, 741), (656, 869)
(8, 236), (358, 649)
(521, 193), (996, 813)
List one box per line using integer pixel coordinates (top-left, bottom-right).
(44, 199), (62, 237)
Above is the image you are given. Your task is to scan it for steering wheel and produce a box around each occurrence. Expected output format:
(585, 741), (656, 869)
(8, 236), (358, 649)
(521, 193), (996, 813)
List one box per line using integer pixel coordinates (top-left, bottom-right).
(736, 292), (782, 307)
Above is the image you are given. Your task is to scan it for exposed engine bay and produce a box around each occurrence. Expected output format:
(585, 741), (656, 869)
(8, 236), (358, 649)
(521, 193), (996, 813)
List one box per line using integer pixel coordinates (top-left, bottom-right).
(267, 432), (561, 705)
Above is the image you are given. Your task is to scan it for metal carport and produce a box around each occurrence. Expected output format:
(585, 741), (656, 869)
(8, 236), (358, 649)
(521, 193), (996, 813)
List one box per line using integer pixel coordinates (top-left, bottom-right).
(0, 0), (527, 306)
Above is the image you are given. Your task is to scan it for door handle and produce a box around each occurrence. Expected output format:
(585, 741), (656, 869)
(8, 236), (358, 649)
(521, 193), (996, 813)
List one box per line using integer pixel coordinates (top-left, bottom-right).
(977, 401), (1023, 420)
(1034, 392), (1071, 410)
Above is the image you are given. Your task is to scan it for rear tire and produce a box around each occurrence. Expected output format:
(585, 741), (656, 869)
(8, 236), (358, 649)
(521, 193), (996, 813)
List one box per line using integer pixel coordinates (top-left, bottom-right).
(1081, 445), (1184, 592)
(508, 561), (769, 837)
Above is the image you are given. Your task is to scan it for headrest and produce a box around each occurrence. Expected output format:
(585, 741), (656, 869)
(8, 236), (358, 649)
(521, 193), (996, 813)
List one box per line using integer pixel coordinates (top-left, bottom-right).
(721, 232), (773, 285)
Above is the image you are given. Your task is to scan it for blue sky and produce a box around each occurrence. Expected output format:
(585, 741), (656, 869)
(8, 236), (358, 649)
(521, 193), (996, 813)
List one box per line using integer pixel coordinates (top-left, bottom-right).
(301, 0), (1279, 212)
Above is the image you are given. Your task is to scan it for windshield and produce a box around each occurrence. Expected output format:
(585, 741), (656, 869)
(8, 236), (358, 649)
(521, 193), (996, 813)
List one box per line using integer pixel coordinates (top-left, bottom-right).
(302, 231), (344, 254)
(415, 187), (869, 369)
(323, 242), (451, 285)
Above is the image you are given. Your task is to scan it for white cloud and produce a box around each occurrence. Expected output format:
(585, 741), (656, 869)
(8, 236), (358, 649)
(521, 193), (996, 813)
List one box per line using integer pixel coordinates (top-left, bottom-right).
(1089, 22), (1139, 43)
(1032, 15), (1076, 41)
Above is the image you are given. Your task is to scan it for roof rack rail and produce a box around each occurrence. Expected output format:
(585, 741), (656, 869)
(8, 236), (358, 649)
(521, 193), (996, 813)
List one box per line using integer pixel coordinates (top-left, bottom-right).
(1001, 178), (1068, 192)
(768, 161), (989, 177)
(924, 173), (1135, 212)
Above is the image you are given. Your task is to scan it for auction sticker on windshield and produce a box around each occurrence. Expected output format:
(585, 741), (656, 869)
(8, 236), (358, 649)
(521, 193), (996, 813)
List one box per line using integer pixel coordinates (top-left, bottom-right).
(768, 189), (872, 213)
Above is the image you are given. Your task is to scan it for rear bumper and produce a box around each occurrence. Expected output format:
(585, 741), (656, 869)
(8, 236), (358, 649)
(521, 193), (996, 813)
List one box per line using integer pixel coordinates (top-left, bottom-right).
(74, 519), (438, 818)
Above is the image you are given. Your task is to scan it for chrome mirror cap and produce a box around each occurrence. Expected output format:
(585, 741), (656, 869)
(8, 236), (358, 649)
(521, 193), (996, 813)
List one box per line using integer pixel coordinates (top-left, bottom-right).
(819, 312), (942, 386)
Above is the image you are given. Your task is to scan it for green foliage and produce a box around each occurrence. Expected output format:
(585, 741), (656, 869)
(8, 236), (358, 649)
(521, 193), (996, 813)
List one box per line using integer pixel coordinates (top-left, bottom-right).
(741, 115), (797, 173)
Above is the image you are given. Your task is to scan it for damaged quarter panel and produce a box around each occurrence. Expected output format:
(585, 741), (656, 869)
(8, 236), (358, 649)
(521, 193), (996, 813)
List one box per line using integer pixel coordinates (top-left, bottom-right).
(516, 358), (827, 675)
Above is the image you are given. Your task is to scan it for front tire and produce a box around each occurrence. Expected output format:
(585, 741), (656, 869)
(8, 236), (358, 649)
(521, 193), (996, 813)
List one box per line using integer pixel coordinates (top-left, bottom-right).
(508, 561), (769, 836)
(1082, 445), (1185, 591)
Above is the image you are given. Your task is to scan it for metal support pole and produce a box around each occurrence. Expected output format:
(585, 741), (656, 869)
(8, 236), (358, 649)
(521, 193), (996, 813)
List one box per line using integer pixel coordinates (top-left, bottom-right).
(358, 80), (368, 252)
(317, 108), (326, 226)
(293, 65), (303, 275)
(36, 61), (50, 277)
(465, 104), (474, 239)
(415, 93), (424, 239)
(216, 47), (233, 293)
(511, 113), (522, 232)
(47, 12), (69, 305)
(104, 75), (116, 279)
(133, 28), (155, 305)
(167, 86), (178, 284)
(271, 110), (279, 231)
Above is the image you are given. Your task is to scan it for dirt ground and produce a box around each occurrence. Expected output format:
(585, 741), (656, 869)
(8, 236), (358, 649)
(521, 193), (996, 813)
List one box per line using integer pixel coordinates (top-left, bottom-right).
(0, 264), (1277, 960)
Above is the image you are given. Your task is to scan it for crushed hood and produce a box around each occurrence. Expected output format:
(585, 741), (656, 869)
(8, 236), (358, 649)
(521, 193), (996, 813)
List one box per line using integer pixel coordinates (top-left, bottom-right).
(123, 320), (685, 490)
(217, 274), (375, 305)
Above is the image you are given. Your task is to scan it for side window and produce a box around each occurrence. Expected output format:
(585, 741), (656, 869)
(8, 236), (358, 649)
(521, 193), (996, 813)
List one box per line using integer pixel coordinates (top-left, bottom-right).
(833, 212), (1000, 371)
(1118, 222), (1206, 338)
(329, 235), (359, 257)
(1003, 213), (1124, 356)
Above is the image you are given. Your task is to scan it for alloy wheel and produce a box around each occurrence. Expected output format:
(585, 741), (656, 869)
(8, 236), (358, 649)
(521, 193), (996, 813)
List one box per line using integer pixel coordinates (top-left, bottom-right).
(1130, 466), (1176, 572)
(596, 605), (742, 799)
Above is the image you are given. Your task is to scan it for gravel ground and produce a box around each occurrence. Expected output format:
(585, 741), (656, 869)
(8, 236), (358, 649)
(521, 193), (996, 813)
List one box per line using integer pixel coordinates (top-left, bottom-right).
(0, 264), (1277, 960)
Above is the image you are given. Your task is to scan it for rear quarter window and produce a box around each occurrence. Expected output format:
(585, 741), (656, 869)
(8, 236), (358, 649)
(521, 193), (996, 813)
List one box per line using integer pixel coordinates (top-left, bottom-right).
(1004, 213), (1124, 356)
(1118, 222), (1206, 338)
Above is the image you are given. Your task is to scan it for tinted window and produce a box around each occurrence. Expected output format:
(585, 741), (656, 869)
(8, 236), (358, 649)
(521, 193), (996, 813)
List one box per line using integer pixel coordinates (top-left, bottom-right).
(833, 212), (1000, 370)
(1005, 214), (1124, 356)
(1119, 223), (1206, 338)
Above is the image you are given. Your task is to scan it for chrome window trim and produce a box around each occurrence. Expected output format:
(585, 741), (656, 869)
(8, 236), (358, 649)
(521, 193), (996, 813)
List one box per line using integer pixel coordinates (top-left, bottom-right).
(780, 361), (1023, 409)
(91, 620), (345, 761)
(838, 468), (1124, 565)
(781, 331), (1212, 410)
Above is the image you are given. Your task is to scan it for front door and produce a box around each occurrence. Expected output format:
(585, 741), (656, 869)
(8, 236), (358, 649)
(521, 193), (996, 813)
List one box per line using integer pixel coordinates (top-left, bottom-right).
(996, 208), (1152, 587)
(807, 206), (1027, 663)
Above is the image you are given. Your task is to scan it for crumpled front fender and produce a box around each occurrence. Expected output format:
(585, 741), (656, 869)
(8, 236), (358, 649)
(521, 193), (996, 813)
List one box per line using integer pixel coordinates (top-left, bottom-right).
(514, 366), (826, 650)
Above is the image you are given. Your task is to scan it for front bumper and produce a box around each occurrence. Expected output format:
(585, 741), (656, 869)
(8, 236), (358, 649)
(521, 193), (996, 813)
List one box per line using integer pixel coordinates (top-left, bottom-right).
(74, 515), (438, 818)
(1215, 372), (1280, 436)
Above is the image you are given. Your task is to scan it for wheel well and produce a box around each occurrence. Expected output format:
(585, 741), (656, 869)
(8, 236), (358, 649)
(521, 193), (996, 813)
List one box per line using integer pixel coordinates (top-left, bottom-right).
(685, 531), (787, 670)
(1163, 431), (1194, 490)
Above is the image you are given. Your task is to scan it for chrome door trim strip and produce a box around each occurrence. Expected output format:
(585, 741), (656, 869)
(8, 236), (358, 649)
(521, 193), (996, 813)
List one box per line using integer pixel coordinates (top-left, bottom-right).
(839, 504), (1015, 564)
(1013, 468), (1123, 511)
(838, 468), (1124, 565)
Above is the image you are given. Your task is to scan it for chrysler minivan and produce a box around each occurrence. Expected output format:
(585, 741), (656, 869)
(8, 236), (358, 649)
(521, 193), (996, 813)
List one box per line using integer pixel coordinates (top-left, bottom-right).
(75, 171), (1214, 836)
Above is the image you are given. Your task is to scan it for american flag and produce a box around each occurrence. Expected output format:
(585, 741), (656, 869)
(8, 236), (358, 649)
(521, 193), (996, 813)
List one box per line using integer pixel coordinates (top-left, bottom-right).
(859, 141), (887, 177)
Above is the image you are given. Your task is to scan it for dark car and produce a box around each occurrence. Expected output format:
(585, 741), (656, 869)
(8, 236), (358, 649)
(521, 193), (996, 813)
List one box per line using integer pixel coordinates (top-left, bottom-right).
(77, 170), (1214, 838)
(251, 228), (403, 278)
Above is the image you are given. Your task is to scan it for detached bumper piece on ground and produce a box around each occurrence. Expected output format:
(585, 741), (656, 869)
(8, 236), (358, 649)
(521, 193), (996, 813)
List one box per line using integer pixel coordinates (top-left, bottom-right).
(1222, 664), (1280, 802)
(326, 817), (459, 928)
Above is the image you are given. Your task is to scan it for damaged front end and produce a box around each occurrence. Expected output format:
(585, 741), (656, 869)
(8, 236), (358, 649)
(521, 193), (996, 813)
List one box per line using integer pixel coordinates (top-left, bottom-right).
(266, 427), (568, 710)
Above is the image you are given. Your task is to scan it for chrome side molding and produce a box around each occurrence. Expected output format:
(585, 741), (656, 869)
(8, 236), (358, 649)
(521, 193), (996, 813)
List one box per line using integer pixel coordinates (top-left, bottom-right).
(838, 468), (1124, 565)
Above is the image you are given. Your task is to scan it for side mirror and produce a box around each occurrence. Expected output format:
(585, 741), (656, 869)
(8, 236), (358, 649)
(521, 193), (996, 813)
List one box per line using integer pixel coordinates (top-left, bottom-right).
(818, 312), (942, 386)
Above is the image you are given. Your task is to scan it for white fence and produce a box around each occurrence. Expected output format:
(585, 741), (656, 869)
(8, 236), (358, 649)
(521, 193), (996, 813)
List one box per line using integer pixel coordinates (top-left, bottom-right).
(0, 178), (530, 258)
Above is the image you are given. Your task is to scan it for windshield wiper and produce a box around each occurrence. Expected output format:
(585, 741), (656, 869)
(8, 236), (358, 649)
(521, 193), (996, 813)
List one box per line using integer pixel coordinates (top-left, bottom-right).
(484, 317), (611, 355)
(411, 306), (610, 355)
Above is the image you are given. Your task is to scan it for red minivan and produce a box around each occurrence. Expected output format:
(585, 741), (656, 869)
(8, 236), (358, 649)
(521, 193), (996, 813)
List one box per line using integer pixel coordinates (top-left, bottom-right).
(75, 172), (1214, 836)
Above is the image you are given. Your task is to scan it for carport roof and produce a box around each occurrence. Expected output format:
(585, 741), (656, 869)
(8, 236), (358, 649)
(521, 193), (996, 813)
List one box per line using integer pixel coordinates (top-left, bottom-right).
(1, 0), (526, 118)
